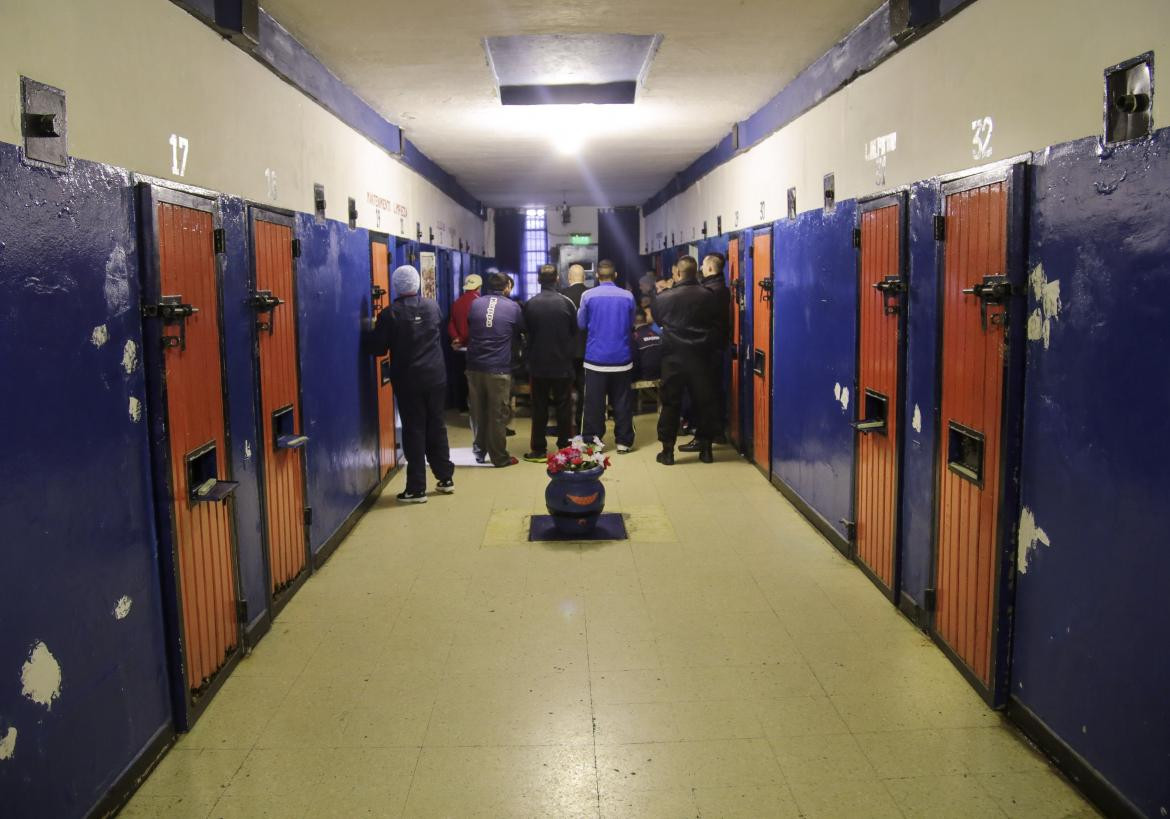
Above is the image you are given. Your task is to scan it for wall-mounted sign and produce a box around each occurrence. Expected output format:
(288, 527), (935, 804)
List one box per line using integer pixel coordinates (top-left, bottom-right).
(419, 251), (437, 300)
(570, 234), (592, 245)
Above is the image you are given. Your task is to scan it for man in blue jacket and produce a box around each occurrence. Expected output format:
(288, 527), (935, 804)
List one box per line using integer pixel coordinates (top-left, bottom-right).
(466, 272), (525, 467)
(577, 260), (637, 452)
(368, 265), (455, 502)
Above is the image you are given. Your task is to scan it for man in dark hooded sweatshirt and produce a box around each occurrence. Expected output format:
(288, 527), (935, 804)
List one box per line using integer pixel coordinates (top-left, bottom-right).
(368, 264), (455, 502)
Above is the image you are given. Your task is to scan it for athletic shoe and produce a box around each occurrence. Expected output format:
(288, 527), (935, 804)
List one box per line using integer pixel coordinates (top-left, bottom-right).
(506, 428), (517, 437)
(396, 490), (427, 503)
(435, 479), (455, 494)
(678, 438), (701, 453)
(616, 444), (633, 454)
(523, 451), (548, 463)
(656, 450), (675, 466)
(494, 456), (519, 467)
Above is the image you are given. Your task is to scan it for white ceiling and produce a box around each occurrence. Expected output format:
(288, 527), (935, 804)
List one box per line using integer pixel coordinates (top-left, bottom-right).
(261, 0), (883, 209)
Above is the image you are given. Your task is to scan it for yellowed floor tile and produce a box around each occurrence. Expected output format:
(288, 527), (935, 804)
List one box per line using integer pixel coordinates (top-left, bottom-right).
(596, 739), (783, 793)
(885, 773), (1007, 817)
(788, 777), (903, 818)
(976, 770), (1100, 818)
(692, 784), (802, 818)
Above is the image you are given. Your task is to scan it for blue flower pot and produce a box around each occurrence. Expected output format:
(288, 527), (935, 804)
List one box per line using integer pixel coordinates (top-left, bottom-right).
(545, 466), (606, 535)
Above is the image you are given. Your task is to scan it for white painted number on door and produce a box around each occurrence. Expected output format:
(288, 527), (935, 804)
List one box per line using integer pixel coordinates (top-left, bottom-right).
(971, 117), (993, 161)
(264, 168), (279, 201)
(169, 134), (189, 177)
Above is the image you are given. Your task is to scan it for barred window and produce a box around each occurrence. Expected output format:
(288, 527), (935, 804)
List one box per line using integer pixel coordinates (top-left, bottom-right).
(522, 208), (548, 299)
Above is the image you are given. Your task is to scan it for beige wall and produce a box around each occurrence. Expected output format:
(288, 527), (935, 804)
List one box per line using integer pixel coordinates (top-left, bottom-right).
(644, 0), (1170, 247)
(0, 0), (487, 252)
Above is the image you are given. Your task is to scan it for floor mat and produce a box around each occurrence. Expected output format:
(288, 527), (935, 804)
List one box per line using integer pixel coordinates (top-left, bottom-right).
(528, 513), (629, 542)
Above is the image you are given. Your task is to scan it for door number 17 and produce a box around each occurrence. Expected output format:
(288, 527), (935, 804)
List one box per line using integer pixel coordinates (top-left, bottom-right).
(169, 134), (190, 177)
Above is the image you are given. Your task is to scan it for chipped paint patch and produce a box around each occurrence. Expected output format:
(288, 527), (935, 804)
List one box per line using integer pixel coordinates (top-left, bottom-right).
(1017, 506), (1052, 575)
(90, 324), (109, 347)
(0, 726), (15, 760)
(1026, 263), (1062, 349)
(20, 642), (62, 710)
(113, 596), (133, 620)
(122, 340), (138, 374)
(104, 245), (131, 316)
(912, 404), (923, 434)
(128, 396), (143, 422)
(244, 440), (252, 459)
(839, 386), (850, 411)
(834, 382), (842, 401)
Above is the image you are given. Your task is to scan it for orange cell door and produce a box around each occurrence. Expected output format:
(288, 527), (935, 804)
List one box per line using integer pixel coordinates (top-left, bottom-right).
(728, 238), (741, 449)
(933, 171), (1020, 697)
(370, 237), (397, 477)
(751, 231), (773, 472)
(144, 186), (241, 699)
(854, 197), (907, 595)
(251, 211), (309, 597)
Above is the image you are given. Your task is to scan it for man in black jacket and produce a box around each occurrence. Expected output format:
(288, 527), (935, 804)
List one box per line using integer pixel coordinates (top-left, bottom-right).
(523, 264), (578, 460)
(680, 251), (732, 452)
(561, 263), (588, 435)
(368, 265), (455, 502)
(650, 256), (719, 465)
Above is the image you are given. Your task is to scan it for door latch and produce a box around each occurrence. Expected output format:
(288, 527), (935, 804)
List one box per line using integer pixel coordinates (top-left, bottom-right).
(758, 277), (774, 302)
(142, 296), (199, 351)
(873, 276), (907, 315)
(962, 275), (1013, 329)
(248, 289), (285, 335)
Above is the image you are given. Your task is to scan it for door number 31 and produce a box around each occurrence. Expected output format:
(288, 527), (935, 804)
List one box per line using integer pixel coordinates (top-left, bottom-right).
(971, 117), (993, 161)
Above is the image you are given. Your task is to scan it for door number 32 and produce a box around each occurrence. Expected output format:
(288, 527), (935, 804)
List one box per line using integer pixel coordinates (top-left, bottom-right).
(971, 117), (993, 161)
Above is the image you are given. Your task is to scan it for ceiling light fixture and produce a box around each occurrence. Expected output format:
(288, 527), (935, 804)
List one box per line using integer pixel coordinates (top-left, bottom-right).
(553, 133), (583, 155)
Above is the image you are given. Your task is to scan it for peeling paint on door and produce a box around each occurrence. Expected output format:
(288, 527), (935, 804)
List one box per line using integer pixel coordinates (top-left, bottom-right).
(113, 596), (133, 619)
(0, 726), (16, 760)
(1017, 506), (1052, 575)
(1026, 263), (1062, 349)
(20, 642), (62, 710)
(90, 324), (109, 347)
(128, 396), (142, 422)
(121, 339), (138, 374)
(912, 403), (922, 433)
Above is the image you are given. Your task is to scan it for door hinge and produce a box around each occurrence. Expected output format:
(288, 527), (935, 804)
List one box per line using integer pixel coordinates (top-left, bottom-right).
(933, 214), (946, 241)
(839, 518), (856, 541)
(924, 588), (937, 612)
(852, 227), (861, 248)
(213, 228), (226, 254)
(303, 507), (313, 526)
(236, 600), (248, 622)
(291, 238), (302, 258)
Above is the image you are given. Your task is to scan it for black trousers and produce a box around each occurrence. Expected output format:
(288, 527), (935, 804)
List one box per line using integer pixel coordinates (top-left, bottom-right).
(571, 359), (585, 435)
(451, 350), (469, 411)
(583, 368), (635, 447)
(658, 352), (719, 446)
(397, 381), (455, 493)
(530, 376), (573, 454)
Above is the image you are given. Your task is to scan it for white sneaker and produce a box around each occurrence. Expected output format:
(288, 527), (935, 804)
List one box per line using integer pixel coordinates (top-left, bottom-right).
(616, 444), (633, 454)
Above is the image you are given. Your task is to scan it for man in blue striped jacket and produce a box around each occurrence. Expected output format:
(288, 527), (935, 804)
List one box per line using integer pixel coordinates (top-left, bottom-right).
(577, 260), (637, 453)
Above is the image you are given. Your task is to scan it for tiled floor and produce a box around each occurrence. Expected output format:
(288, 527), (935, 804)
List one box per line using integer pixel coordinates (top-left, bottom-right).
(123, 413), (1096, 818)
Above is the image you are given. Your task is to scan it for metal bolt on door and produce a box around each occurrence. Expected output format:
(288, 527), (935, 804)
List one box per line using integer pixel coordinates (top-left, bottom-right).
(251, 212), (309, 596)
(854, 197), (907, 596)
(752, 231), (773, 474)
(370, 237), (397, 478)
(143, 187), (241, 700)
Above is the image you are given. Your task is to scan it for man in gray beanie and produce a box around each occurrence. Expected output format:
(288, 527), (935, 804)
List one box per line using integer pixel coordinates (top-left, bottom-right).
(368, 264), (455, 502)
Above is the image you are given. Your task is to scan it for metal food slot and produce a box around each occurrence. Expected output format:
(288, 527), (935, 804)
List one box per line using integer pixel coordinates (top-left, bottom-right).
(185, 441), (238, 503)
(947, 421), (984, 486)
(272, 404), (308, 450)
(248, 289), (284, 335)
(1104, 53), (1153, 145)
(852, 389), (889, 435)
(142, 295), (199, 350)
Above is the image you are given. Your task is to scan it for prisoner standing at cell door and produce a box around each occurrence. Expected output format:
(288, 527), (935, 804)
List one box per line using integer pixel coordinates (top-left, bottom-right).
(367, 265), (455, 503)
(561, 263), (588, 435)
(577, 259), (637, 453)
(448, 272), (482, 415)
(680, 252), (731, 453)
(522, 264), (578, 461)
(652, 255), (720, 465)
(466, 272), (524, 467)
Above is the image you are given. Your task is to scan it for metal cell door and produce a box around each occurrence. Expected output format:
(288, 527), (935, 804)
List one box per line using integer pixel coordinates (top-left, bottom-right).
(370, 236), (397, 478)
(140, 185), (241, 719)
(932, 165), (1026, 703)
(251, 211), (309, 598)
(751, 230), (773, 473)
(728, 238), (742, 449)
(854, 195), (908, 597)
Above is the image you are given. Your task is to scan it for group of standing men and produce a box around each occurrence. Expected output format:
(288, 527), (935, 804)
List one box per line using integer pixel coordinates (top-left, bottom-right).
(368, 252), (731, 503)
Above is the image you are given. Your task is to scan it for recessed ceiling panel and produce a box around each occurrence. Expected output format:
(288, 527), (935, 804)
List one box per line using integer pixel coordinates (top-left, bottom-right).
(486, 33), (661, 88)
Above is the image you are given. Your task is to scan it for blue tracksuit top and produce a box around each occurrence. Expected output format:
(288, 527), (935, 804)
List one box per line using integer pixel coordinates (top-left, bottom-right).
(577, 281), (636, 370)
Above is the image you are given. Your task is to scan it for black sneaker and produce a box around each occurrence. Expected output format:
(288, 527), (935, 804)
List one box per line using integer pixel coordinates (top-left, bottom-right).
(656, 449), (675, 466)
(396, 490), (427, 503)
(506, 427), (517, 437)
(523, 451), (548, 463)
(435, 479), (455, 494)
(678, 438), (701, 453)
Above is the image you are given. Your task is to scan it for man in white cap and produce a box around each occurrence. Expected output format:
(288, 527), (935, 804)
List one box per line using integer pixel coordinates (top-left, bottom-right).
(447, 272), (482, 415)
(368, 264), (455, 502)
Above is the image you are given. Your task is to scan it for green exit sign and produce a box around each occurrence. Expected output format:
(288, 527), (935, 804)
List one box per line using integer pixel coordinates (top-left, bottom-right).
(570, 234), (592, 245)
